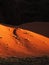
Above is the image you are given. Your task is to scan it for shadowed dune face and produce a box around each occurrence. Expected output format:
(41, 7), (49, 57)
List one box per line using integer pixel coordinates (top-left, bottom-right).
(0, 24), (49, 58)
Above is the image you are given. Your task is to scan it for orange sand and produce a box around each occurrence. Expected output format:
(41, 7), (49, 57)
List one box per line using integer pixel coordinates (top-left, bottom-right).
(0, 24), (49, 58)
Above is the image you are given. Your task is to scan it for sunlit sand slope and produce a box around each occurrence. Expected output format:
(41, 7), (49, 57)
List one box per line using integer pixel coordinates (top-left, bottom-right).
(0, 24), (49, 58)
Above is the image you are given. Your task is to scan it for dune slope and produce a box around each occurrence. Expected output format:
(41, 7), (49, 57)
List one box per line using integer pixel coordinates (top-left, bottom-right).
(0, 24), (49, 58)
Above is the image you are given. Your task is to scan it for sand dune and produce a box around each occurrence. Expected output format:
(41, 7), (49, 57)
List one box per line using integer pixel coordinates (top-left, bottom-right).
(0, 24), (49, 58)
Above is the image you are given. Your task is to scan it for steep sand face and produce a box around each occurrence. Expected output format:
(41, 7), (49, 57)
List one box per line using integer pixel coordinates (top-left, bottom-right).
(0, 24), (49, 58)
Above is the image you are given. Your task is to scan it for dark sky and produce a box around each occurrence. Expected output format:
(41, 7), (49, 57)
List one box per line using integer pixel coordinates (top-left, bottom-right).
(1, 0), (49, 26)
(19, 22), (49, 38)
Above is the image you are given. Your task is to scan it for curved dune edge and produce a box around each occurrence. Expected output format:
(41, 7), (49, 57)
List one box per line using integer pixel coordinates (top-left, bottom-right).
(0, 24), (49, 58)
